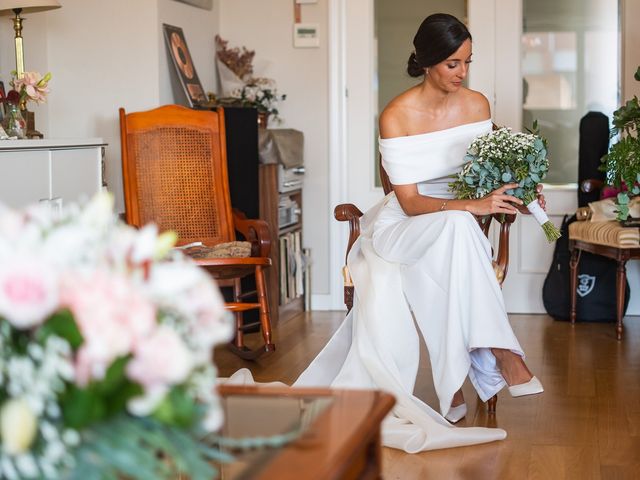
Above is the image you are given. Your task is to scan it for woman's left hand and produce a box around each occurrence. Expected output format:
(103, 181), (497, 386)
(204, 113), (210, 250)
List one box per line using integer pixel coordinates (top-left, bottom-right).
(516, 184), (546, 214)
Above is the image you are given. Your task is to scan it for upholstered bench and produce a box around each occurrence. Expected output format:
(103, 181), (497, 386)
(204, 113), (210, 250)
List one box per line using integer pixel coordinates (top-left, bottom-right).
(569, 214), (640, 340)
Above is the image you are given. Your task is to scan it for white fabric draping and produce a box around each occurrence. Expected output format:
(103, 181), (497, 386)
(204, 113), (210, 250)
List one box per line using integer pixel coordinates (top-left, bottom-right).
(379, 119), (491, 186)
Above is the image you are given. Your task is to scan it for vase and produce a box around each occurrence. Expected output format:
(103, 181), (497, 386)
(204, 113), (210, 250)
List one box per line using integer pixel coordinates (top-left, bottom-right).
(257, 111), (270, 129)
(2, 103), (27, 139)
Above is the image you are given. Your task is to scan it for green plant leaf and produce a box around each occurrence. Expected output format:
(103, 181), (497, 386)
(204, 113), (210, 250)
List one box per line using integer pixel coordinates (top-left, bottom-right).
(62, 385), (106, 429)
(153, 387), (197, 428)
(617, 192), (630, 205)
(37, 309), (83, 348)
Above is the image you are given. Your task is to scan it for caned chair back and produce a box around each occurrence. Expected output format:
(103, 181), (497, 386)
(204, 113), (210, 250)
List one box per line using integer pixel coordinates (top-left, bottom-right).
(120, 105), (235, 246)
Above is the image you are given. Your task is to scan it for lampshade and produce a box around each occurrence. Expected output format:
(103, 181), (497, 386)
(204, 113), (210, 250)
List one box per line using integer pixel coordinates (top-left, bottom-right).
(0, 0), (60, 15)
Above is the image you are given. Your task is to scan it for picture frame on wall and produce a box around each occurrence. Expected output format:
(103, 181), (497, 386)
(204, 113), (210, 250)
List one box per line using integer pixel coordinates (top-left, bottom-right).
(162, 24), (207, 108)
(172, 0), (213, 10)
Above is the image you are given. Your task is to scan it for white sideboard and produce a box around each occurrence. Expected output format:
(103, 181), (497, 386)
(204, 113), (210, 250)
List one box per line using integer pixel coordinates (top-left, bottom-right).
(0, 138), (106, 209)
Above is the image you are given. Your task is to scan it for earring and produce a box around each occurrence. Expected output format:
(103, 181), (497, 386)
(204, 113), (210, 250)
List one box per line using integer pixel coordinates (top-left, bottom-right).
(425, 67), (429, 76)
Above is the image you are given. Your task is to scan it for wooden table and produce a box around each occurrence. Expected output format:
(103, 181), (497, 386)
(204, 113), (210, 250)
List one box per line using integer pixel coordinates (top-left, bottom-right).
(217, 385), (395, 480)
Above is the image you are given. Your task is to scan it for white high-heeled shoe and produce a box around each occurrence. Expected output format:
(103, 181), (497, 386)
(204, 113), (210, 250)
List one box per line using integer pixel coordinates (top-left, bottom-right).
(445, 403), (467, 423)
(508, 376), (544, 397)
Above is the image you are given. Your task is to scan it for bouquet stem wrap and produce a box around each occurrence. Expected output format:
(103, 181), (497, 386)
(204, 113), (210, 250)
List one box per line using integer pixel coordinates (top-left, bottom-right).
(525, 196), (561, 242)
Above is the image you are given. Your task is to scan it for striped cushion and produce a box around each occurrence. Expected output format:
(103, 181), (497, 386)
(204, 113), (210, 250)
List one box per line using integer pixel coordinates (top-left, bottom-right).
(569, 220), (640, 248)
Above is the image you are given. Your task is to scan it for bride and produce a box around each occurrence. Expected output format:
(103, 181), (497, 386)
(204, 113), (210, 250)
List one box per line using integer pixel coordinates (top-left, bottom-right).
(232, 13), (544, 452)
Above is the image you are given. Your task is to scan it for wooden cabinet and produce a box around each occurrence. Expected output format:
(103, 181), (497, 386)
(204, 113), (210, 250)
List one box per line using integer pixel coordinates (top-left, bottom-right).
(259, 164), (304, 324)
(0, 138), (105, 208)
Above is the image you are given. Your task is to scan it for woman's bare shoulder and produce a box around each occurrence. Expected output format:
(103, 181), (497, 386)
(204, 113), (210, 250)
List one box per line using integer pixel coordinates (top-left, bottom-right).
(459, 88), (491, 120)
(379, 88), (420, 138)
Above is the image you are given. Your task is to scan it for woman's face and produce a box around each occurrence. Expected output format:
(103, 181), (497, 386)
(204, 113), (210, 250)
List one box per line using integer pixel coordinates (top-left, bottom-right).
(426, 38), (472, 92)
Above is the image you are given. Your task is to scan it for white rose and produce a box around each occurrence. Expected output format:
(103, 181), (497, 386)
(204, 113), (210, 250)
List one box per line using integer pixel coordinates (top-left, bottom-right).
(1, 398), (38, 455)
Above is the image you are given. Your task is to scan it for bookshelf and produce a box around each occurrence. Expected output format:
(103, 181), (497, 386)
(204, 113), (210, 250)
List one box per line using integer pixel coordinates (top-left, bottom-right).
(259, 164), (305, 324)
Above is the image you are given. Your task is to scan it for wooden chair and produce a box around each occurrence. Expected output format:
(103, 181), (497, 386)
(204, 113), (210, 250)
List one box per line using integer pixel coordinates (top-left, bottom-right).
(334, 158), (515, 414)
(120, 104), (275, 360)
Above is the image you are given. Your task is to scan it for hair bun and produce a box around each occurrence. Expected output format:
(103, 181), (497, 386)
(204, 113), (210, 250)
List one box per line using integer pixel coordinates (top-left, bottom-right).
(406, 52), (424, 77)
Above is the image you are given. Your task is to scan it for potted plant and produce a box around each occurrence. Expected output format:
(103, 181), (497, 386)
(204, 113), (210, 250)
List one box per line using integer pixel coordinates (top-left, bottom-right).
(601, 66), (640, 222)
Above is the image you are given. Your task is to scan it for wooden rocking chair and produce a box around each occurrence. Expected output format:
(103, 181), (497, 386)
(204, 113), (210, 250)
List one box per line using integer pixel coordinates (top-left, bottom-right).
(120, 105), (275, 360)
(334, 157), (515, 414)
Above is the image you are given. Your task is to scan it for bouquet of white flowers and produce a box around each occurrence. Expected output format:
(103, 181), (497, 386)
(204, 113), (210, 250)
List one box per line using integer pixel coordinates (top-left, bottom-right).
(0, 193), (233, 479)
(450, 124), (561, 242)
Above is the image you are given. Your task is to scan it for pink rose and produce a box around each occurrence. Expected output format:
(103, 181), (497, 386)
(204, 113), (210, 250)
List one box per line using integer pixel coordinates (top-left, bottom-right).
(60, 271), (156, 385)
(127, 326), (193, 390)
(0, 259), (59, 329)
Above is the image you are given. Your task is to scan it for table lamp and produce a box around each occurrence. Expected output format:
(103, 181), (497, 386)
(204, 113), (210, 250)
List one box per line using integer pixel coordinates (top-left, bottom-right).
(0, 0), (61, 78)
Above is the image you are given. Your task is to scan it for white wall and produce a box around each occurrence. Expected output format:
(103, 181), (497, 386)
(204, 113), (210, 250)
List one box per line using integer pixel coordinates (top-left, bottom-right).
(0, 0), (219, 212)
(219, 0), (331, 297)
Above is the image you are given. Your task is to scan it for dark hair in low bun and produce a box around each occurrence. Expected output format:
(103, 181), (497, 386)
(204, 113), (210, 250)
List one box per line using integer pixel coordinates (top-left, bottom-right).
(406, 52), (424, 78)
(406, 13), (471, 77)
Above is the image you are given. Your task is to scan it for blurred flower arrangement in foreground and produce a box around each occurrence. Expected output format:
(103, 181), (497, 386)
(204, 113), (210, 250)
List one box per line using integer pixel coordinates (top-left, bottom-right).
(214, 35), (286, 123)
(0, 193), (233, 479)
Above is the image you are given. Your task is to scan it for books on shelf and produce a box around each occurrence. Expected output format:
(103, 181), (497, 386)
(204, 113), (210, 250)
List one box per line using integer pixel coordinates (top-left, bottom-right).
(279, 230), (305, 305)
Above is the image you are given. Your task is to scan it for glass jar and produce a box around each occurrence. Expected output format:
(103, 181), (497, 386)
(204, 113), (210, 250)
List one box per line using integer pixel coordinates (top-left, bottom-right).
(2, 103), (27, 139)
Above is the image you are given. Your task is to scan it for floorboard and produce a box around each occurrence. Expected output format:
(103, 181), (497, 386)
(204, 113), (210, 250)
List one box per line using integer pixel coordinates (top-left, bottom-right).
(215, 313), (640, 479)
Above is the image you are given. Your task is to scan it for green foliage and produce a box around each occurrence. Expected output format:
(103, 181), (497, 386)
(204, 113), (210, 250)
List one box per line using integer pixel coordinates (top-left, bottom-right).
(61, 357), (143, 429)
(36, 309), (84, 348)
(600, 65), (640, 220)
(152, 386), (198, 428)
(68, 415), (233, 480)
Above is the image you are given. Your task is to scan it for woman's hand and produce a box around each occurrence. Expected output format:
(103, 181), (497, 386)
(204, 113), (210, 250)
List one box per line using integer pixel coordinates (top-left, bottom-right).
(516, 184), (546, 214)
(466, 183), (523, 216)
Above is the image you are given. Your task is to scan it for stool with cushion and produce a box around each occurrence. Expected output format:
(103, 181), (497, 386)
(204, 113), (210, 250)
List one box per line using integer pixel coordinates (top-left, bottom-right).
(569, 180), (640, 340)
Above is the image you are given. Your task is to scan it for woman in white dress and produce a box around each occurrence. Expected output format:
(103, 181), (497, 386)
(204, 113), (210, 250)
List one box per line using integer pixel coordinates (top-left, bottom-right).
(292, 13), (545, 452)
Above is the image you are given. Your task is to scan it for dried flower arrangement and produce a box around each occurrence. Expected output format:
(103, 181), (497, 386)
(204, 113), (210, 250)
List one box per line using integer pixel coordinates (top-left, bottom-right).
(214, 36), (286, 124)
(214, 35), (254, 81)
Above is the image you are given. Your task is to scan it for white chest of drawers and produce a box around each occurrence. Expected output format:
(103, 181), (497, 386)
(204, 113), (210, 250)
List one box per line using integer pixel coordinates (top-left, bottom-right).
(0, 138), (105, 208)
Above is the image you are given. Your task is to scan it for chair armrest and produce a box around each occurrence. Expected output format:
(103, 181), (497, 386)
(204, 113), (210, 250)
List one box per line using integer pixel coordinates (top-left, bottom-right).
(581, 178), (604, 194)
(334, 203), (364, 263)
(232, 208), (271, 258)
(493, 213), (515, 285)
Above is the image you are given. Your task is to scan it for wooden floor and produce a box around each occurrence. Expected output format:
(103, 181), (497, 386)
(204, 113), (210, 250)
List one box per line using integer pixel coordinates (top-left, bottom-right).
(215, 312), (640, 479)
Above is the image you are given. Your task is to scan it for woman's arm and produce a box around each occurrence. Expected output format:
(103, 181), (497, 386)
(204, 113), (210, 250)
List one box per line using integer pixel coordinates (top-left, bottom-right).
(393, 183), (522, 217)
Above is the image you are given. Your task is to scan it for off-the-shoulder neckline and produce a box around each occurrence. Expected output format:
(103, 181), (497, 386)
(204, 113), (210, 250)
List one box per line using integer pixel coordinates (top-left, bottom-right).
(379, 118), (492, 142)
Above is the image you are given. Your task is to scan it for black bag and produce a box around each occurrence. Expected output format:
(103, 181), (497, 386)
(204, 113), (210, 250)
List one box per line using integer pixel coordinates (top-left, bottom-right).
(542, 215), (630, 322)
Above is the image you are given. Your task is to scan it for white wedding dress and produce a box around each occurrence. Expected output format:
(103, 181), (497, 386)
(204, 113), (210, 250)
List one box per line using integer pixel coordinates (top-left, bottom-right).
(228, 119), (525, 452)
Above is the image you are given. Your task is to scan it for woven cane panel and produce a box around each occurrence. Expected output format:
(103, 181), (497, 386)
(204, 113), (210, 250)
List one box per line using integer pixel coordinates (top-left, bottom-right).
(128, 126), (231, 244)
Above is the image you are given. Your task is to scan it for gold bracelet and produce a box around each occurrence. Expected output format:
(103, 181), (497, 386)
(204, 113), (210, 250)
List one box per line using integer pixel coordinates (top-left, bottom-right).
(439, 200), (448, 211)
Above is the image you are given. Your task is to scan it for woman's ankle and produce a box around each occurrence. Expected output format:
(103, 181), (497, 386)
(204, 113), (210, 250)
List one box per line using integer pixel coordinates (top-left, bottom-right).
(491, 348), (533, 386)
(451, 389), (465, 408)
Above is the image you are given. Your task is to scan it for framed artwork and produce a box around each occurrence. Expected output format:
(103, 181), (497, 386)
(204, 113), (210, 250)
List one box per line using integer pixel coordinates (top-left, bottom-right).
(163, 24), (207, 108)
(172, 0), (213, 10)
